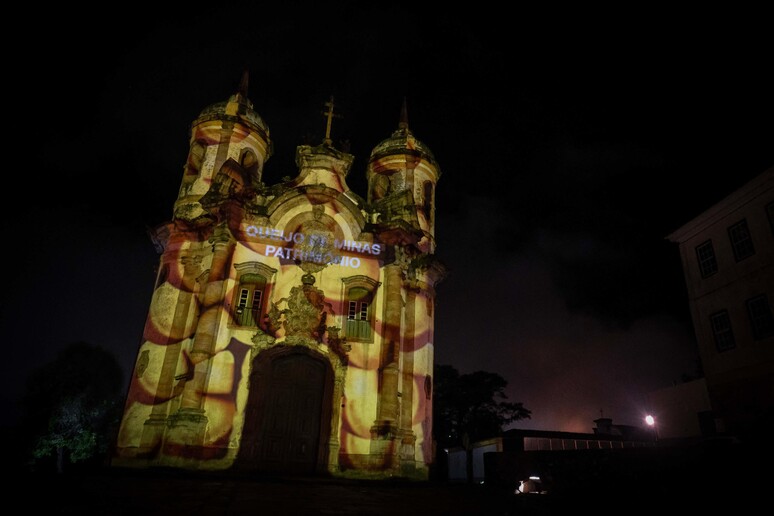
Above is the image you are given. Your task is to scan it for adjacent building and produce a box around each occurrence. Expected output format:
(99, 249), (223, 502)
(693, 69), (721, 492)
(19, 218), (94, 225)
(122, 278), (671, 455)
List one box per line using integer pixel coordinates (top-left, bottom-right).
(666, 166), (774, 440)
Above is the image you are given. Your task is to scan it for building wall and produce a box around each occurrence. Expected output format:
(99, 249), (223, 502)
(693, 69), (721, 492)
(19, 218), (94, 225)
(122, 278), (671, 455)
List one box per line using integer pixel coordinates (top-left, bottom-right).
(454, 430), (654, 486)
(645, 378), (713, 439)
(667, 167), (774, 438)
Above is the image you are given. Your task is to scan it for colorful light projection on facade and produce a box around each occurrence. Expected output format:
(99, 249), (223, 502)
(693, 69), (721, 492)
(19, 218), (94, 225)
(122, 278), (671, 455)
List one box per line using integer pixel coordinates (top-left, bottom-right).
(113, 82), (443, 480)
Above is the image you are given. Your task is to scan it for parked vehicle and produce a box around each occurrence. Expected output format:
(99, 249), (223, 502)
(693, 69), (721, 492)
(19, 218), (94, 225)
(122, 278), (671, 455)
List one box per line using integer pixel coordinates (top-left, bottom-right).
(515, 475), (548, 495)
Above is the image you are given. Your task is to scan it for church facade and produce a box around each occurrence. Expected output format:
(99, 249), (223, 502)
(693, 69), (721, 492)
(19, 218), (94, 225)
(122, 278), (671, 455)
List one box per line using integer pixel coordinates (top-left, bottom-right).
(112, 76), (445, 480)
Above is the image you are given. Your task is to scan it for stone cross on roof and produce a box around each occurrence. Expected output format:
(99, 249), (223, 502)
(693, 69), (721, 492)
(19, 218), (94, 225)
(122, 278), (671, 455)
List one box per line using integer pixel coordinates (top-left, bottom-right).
(321, 95), (343, 146)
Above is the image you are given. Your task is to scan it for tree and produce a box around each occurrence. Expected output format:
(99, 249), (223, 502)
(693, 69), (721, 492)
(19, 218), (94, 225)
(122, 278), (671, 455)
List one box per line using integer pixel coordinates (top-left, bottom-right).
(433, 364), (531, 449)
(33, 394), (103, 473)
(21, 341), (124, 473)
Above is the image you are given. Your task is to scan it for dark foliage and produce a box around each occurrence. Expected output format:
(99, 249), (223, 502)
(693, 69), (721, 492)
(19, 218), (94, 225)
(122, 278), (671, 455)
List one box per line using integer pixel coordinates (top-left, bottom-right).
(20, 341), (125, 472)
(433, 364), (531, 449)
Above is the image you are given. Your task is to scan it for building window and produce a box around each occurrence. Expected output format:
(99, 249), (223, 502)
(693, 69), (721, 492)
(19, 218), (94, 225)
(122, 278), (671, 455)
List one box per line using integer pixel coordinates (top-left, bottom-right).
(342, 275), (380, 342)
(727, 219), (755, 262)
(767, 201), (774, 236)
(240, 148), (259, 177)
(372, 174), (390, 201)
(346, 287), (373, 341)
(710, 310), (736, 352)
(746, 295), (774, 340)
(234, 274), (266, 327)
(232, 262), (277, 329)
(695, 240), (718, 278)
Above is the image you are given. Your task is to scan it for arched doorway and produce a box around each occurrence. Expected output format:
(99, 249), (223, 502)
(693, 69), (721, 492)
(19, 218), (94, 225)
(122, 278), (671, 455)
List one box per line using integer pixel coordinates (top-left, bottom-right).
(239, 346), (333, 474)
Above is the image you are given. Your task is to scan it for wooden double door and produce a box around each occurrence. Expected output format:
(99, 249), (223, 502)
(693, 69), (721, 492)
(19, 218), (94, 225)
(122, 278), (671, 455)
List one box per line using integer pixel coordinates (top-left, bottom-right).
(240, 347), (333, 474)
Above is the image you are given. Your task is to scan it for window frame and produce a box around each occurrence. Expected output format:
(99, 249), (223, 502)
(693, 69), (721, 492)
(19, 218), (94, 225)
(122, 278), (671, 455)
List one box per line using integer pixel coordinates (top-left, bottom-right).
(746, 294), (774, 340)
(240, 148), (259, 177)
(341, 275), (381, 343)
(710, 309), (736, 352)
(345, 287), (373, 341)
(695, 239), (718, 278)
(232, 262), (277, 329)
(727, 219), (755, 262)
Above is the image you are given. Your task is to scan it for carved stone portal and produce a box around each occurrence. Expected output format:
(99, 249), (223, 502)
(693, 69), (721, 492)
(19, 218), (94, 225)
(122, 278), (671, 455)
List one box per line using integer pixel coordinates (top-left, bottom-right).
(258, 272), (350, 364)
(269, 273), (331, 340)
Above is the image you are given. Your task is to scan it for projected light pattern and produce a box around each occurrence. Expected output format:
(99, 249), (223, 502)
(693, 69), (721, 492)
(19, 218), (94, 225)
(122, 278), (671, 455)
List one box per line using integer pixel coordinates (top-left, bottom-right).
(114, 82), (443, 480)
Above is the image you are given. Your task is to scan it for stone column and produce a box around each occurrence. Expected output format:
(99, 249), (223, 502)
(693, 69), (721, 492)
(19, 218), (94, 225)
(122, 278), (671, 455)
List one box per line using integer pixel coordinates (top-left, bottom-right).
(327, 373), (345, 474)
(139, 252), (202, 454)
(167, 223), (234, 447)
(370, 263), (403, 465)
(399, 286), (417, 473)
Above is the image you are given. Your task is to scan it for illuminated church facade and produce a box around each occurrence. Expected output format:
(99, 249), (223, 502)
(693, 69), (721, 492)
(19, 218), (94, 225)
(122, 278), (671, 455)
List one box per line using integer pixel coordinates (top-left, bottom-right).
(112, 75), (445, 479)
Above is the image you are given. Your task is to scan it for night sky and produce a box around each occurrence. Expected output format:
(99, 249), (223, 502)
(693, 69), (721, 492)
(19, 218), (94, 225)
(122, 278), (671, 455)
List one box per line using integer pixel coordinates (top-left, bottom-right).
(5, 4), (773, 433)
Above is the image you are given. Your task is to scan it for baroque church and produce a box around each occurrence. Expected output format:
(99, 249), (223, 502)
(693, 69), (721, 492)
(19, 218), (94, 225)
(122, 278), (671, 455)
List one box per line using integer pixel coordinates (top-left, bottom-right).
(113, 73), (446, 479)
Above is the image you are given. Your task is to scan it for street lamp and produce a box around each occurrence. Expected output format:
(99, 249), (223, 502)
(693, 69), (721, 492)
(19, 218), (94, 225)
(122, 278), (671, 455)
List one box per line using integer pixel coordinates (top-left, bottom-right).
(645, 414), (659, 442)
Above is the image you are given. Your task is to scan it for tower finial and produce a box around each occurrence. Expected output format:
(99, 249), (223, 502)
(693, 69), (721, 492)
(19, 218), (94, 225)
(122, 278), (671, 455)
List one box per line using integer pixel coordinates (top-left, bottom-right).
(238, 69), (249, 97)
(399, 96), (409, 130)
(321, 95), (343, 146)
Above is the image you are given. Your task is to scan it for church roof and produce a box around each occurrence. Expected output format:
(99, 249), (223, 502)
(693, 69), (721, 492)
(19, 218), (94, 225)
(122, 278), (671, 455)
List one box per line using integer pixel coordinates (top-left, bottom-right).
(193, 71), (270, 137)
(195, 97), (269, 135)
(369, 99), (438, 170)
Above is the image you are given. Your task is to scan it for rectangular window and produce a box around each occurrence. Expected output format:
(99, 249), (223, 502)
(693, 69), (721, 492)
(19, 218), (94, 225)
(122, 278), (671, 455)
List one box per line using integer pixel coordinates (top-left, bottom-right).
(232, 270), (268, 329)
(747, 295), (774, 340)
(359, 302), (369, 321)
(345, 286), (374, 341)
(237, 289), (250, 310)
(236, 287), (262, 327)
(728, 219), (755, 262)
(695, 240), (718, 278)
(710, 310), (736, 352)
(346, 301), (371, 340)
(348, 301), (357, 320)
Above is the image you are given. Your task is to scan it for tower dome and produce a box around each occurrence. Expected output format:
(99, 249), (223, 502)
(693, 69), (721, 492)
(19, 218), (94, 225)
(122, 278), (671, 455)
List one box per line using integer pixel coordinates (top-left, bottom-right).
(367, 99), (441, 254)
(368, 100), (438, 170)
(173, 71), (272, 223)
(192, 72), (271, 145)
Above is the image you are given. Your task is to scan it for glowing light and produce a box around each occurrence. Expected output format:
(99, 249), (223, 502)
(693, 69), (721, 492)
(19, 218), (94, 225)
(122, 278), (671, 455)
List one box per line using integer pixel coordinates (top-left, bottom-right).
(645, 414), (659, 441)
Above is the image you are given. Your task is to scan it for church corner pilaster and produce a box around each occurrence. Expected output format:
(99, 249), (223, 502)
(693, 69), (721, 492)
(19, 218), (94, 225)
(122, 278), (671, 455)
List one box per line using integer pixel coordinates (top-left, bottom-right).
(398, 428), (419, 476)
(138, 414), (168, 457)
(164, 407), (209, 451)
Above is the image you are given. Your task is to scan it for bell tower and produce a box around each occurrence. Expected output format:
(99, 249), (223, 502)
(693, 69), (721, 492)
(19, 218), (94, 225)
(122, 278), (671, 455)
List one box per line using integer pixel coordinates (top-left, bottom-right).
(367, 98), (441, 254)
(366, 100), (445, 473)
(174, 71), (273, 224)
